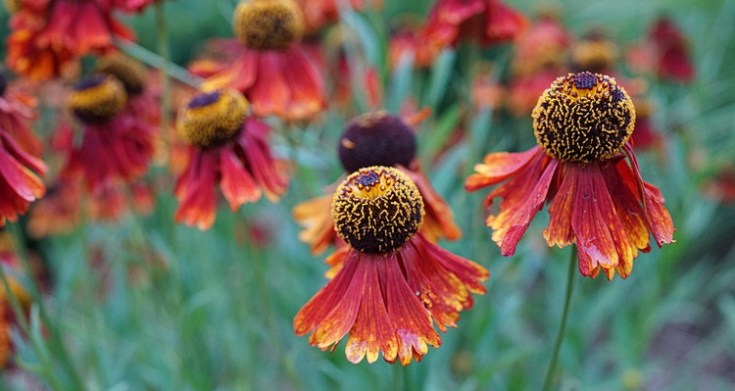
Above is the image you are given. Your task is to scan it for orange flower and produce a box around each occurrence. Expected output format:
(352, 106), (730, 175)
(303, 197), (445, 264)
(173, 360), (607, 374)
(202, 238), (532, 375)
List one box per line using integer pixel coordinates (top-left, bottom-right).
(0, 71), (41, 157)
(294, 166), (488, 365)
(466, 72), (675, 279)
(6, 0), (135, 81)
(61, 74), (155, 191)
(423, 0), (527, 48)
(294, 112), (460, 255)
(174, 90), (288, 230)
(201, 0), (326, 121)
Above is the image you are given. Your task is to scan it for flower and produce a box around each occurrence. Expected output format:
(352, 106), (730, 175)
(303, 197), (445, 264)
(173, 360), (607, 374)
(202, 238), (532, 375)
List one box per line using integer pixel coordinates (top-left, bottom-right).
(6, 0), (136, 81)
(174, 89), (288, 230)
(423, 0), (527, 48)
(200, 0), (326, 121)
(96, 53), (160, 126)
(293, 111), (461, 255)
(294, 166), (488, 364)
(61, 74), (155, 191)
(0, 71), (41, 157)
(627, 16), (694, 83)
(466, 72), (675, 279)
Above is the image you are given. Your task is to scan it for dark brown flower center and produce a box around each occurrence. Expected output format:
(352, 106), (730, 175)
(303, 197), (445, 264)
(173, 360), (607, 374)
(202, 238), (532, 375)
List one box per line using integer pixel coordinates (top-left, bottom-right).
(233, 0), (304, 50)
(338, 112), (417, 173)
(332, 166), (424, 253)
(67, 74), (127, 124)
(532, 72), (636, 163)
(177, 90), (248, 148)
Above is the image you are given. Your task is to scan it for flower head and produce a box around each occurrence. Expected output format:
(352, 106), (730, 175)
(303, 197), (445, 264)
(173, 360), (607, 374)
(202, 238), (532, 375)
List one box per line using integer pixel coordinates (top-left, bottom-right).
(532, 72), (635, 163)
(61, 74), (155, 191)
(174, 89), (288, 230)
(294, 166), (488, 364)
(570, 30), (619, 73)
(199, 0), (326, 121)
(466, 72), (674, 279)
(294, 112), (460, 255)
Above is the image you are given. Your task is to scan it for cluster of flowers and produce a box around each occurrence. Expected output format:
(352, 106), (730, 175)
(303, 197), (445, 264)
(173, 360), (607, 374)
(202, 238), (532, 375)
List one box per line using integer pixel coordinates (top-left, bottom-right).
(0, 0), (690, 368)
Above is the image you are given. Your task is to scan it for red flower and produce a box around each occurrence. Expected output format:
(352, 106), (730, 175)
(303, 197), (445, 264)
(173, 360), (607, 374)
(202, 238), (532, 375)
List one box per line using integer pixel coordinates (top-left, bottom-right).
(174, 89), (288, 230)
(27, 178), (82, 238)
(294, 112), (460, 255)
(466, 72), (674, 279)
(200, 0), (325, 121)
(423, 0), (527, 48)
(388, 27), (441, 70)
(292, 0), (377, 33)
(6, 0), (135, 81)
(627, 16), (694, 83)
(62, 74), (155, 191)
(0, 71), (41, 157)
(294, 167), (488, 364)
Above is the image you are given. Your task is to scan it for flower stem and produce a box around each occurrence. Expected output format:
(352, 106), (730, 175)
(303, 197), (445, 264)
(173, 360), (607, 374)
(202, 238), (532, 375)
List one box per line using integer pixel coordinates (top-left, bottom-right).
(542, 248), (577, 391)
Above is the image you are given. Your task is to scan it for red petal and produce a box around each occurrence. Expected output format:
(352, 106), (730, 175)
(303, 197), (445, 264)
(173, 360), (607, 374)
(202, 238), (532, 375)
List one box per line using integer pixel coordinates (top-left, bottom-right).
(569, 164), (620, 277)
(401, 234), (488, 332)
(174, 149), (219, 230)
(484, 150), (557, 256)
(219, 148), (260, 210)
(293, 249), (362, 351)
(544, 164), (575, 247)
(403, 165), (461, 241)
(379, 254), (440, 365)
(345, 256), (399, 364)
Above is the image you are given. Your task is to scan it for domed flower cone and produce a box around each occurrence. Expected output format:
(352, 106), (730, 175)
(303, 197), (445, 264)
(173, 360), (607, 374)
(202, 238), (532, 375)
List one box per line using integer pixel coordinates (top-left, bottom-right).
(174, 89), (288, 230)
(294, 166), (488, 365)
(293, 111), (461, 255)
(466, 72), (675, 279)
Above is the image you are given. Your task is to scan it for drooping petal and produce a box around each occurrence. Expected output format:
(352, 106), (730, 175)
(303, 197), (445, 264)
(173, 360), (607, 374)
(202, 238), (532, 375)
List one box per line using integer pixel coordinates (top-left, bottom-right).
(403, 165), (461, 241)
(345, 255), (399, 364)
(401, 234), (488, 332)
(569, 164), (620, 277)
(465, 146), (541, 191)
(544, 164), (576, 247)
(219, 147), (261, 210)
(379, 254), (440, 365)
(174, 149), (219, 230)
(483, 149), (558, 256)
(483, 0), (528, 44)
(293, 249), (363, 351)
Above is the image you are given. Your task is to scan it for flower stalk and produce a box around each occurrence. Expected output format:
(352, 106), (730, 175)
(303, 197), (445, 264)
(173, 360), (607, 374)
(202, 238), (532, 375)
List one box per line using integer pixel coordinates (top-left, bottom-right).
(542, 248), (577, 390)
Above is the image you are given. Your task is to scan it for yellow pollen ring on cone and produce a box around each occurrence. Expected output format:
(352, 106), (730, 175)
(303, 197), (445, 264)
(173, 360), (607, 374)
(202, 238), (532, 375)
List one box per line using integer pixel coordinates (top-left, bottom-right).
(332, 166), (425, 254)
(233, 0), (305, 50)
(177, 89), (249, 148)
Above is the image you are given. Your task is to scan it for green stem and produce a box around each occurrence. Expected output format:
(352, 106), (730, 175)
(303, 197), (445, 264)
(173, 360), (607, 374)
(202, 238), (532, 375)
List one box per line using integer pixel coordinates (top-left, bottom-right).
(542, 248), (577, 391)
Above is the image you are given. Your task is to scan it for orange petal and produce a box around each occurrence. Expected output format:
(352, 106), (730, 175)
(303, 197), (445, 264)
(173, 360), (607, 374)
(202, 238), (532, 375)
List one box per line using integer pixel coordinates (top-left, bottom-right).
(465, 146), (540, 191)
